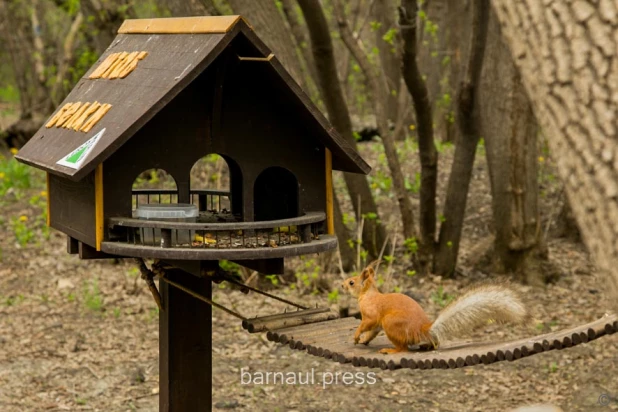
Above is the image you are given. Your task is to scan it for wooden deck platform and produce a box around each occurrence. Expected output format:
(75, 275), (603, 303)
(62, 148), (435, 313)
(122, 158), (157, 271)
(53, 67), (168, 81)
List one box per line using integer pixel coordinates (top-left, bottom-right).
(265, 313), (618, 370)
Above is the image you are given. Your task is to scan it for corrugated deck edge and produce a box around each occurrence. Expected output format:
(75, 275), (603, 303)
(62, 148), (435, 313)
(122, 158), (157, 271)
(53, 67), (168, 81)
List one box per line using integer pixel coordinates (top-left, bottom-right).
(264, 313), (618, 370)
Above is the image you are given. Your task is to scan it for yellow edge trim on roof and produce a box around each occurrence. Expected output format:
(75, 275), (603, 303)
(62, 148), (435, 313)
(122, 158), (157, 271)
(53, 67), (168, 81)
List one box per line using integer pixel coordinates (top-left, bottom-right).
(118, 15), (251, 34)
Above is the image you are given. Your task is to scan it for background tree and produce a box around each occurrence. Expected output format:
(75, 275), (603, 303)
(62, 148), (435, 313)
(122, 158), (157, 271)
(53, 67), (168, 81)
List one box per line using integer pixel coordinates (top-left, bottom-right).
(399, 0), (438, 273)
(297, 0), (388, 263)
(480, 9), (545, 284)
(434, 0), (490, 276)
(491, 0), (618, 305)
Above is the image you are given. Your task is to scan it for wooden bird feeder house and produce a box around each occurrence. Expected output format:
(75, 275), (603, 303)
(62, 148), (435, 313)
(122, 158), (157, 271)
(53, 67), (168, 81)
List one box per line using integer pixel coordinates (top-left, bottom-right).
(16, 15), (370, 271)
(15, 15), (370, 410)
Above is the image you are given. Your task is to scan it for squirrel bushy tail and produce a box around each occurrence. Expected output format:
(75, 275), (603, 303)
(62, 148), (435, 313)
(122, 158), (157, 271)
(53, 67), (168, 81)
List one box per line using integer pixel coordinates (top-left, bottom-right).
(428, 283), (528, 346)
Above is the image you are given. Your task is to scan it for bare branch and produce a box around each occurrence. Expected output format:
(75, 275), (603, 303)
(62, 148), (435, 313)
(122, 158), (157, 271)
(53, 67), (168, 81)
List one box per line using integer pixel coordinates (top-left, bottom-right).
(51, 11), (84, 105)
(332, 0), (417, 242)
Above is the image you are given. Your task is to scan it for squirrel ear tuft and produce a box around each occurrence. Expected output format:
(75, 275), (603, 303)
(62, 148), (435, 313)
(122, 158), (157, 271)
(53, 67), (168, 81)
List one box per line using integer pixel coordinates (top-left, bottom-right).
(361, 267), (374, 282)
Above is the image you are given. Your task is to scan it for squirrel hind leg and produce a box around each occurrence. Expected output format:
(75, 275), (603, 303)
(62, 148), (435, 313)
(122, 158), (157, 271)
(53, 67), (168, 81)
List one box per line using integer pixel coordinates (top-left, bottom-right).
(379, 345), (408, 354)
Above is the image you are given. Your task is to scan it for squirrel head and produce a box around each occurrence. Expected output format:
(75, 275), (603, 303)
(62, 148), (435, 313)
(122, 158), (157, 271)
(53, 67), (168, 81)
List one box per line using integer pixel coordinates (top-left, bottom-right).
(341, 260), (380, 298)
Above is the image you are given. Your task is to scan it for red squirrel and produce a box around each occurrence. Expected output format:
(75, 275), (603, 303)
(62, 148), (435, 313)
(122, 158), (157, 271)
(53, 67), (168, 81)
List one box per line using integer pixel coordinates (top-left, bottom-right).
(341, 262), (528, 354)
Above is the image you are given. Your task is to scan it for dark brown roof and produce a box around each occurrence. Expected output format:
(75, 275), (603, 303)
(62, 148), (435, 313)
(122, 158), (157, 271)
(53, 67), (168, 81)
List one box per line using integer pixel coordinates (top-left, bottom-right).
(16, 16), (370, 180)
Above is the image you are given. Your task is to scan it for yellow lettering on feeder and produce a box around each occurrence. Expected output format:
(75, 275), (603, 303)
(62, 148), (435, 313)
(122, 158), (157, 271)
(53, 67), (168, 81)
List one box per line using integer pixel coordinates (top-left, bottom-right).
(71, 102), (101, 131)
(45, 101), (112, 132)
(80, 103), (112, 133)
(111, 51), (139, 78)
(89, 53), (119, 79)
(88, 51), (148, 80)
(55, 102), (82, 128)
(101, 51), (128, 78)
(64, 102), (91, 130)
(45, 102), (72, 128)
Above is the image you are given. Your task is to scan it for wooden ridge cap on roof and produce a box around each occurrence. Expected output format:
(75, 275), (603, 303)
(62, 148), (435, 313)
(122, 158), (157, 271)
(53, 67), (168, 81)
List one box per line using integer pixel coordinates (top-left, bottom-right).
(118, 15), (252, 34)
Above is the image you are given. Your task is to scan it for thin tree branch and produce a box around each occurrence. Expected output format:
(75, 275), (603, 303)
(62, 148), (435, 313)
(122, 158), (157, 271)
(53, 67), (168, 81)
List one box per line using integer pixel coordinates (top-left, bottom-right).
(51, 11), (84, 105)
(333, 0), (417, 242)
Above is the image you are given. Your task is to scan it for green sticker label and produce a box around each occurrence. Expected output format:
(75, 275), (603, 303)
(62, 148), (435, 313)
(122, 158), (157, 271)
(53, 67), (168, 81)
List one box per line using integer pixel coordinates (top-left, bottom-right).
(57, 128), (105, 170)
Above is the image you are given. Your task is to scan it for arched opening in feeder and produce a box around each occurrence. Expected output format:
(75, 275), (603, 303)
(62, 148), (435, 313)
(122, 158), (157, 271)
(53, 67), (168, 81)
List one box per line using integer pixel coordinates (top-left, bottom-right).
(254, 167), (299, 221)
(190, 154), (242, 220)
(131, 168), (178, 209)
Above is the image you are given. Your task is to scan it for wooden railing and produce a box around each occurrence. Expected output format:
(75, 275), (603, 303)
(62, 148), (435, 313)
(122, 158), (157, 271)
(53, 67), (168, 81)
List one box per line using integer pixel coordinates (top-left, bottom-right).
(107, 212), (326, 250)
(132, 189), (231, 212)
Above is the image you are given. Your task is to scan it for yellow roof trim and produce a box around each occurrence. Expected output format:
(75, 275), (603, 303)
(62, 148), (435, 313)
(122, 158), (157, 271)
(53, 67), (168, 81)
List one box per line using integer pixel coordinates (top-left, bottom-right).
(118, 15), (251, 34)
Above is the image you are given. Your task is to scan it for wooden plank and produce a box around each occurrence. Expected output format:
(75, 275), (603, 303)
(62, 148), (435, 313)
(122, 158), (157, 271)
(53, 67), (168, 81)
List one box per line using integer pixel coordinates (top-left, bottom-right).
(325, 148), (334, 235)
(243, 309), (338, 333)
(243, 307), (329, 326)
(267, 317), (358, 343)
(78, 241), (117, 259)
(45, 173), (50, 226)
(48, 171), (96, 246)
(159, 269), (212, 411)
(67, 236), (79, 254)
(118, 16), (243, 34)
(95, 164), (104, 251)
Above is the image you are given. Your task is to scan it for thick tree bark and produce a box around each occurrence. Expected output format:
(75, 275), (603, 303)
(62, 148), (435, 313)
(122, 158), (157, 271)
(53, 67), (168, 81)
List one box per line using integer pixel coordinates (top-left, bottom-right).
(434, 0), (490, 277)
(491, 0), (618, 304)
(297, 0), (387, 260)
(333, 0), (417, 243)
(481, 9), (544, 283)
(228, 0), (305, 88)
(399, 0), (438, 273)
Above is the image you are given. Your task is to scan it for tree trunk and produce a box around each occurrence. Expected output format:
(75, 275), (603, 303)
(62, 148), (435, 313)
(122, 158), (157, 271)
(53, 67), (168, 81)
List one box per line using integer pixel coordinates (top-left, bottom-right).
(491, 0), (618, 304)
(481, 9), (544, 284)
(280, 0), (319, 95)
(297, 0), (387, 261)
(332, 0), (417, 244)
(228, 0), (305, 89)
(434, 0), (490, 277)
(399, 0), (438, 273)
(375, 0), (402, 139)
(80, 0), (135, 54)
(334, 194), (356, 271)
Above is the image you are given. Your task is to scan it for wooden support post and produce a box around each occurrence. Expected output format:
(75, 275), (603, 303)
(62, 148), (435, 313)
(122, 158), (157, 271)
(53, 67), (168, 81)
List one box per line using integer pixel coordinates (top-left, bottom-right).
(94, 164), (104, 251)
(198, 194), (207, 212)
(161, 228), (172, 248)
(300, 224), (312, 243)
(325, 149), (334, 235)
(159, 269), (212, 411)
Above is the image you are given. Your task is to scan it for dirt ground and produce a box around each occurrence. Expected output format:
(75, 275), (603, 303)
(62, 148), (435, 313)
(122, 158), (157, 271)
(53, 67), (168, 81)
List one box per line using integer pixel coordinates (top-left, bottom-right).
(1, 142), (617, 412)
